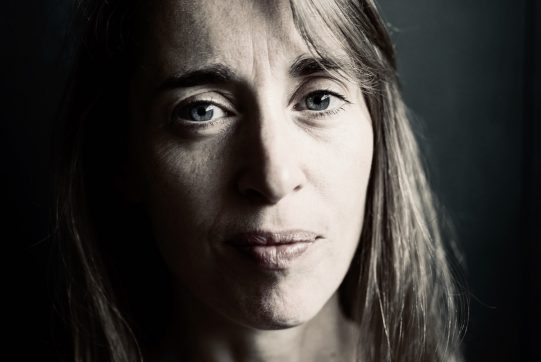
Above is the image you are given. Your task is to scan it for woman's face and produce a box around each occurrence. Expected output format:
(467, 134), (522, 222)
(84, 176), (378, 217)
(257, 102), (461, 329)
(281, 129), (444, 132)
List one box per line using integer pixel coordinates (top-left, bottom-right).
(128, 0), (373, 329)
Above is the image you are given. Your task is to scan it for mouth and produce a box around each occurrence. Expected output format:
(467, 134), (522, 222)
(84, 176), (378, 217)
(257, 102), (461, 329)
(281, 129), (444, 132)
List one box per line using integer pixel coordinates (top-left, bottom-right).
(227, 230), (320, 270)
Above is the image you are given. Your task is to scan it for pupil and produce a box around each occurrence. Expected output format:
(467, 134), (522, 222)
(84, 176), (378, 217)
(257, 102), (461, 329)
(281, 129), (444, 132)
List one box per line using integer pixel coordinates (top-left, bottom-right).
(307, 93), (330, 110)
(190, 104), (213, 122)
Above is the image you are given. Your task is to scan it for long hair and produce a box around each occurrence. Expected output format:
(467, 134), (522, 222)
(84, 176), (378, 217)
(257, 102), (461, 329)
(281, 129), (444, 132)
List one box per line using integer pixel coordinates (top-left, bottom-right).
(53, 0), (465, 360)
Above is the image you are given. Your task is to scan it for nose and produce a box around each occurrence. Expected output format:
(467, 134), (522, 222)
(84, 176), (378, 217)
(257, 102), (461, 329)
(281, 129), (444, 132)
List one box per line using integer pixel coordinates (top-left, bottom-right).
(237, 110), (306, 205)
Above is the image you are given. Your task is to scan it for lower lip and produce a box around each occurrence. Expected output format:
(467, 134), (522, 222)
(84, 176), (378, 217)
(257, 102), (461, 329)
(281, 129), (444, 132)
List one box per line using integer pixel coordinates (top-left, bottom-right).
(233, 242), (313, 270)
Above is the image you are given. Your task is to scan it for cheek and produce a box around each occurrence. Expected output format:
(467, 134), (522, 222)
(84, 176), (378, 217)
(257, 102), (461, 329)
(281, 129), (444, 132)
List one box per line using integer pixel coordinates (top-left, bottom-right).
(136, 109), (373, 329)
(312, 113), (373, 231)
(145, 138), (226, 215)
(341, 130), (372, 224)
(307, 112), (373, 283)
(141, 140), (228, 279)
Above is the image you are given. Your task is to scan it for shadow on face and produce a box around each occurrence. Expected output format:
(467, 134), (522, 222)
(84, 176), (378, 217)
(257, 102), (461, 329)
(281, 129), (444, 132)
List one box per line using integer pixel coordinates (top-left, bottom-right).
(124, 0), (373, 331)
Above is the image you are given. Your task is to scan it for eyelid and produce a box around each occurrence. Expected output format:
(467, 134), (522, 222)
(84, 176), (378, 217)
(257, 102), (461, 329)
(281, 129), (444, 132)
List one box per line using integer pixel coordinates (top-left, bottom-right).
(174, 91), (235, 110)
(171, 92), (237, 122)
(289, 76), (350, 108)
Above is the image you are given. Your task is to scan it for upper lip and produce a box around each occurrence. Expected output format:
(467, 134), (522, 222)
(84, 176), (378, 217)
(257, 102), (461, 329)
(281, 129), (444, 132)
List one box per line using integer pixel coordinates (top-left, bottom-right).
(227, 230), (320, 246)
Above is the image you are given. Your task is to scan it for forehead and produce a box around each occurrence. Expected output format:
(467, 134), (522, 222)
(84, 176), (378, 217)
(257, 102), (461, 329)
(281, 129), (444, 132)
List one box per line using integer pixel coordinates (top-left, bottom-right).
(138, 0), (335, 77)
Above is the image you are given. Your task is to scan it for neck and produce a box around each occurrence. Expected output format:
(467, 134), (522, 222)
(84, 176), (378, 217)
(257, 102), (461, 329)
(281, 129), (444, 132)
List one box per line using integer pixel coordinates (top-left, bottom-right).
(154, 288), (359, 362)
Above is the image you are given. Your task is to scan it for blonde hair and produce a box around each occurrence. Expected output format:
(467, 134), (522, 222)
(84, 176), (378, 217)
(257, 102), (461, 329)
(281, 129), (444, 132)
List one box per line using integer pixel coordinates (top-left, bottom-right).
(54, 0), (465, 360)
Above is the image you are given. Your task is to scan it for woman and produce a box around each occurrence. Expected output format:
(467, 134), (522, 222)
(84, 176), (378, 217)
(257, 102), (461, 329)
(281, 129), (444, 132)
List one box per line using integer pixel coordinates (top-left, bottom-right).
(53, 0), (464, 360)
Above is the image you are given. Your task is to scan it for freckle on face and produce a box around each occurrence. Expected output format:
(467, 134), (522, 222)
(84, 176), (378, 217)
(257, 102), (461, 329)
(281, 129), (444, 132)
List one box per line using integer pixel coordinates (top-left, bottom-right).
(129, 0), (373, 330)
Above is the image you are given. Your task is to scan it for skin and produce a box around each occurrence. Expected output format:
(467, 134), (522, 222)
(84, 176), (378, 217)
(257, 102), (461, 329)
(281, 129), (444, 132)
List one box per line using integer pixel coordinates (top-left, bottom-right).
(127, 0), (373, 360)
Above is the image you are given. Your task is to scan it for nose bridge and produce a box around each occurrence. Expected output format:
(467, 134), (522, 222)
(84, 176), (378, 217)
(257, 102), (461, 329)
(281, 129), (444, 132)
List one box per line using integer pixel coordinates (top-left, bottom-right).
(258, 101), (290, 171)
(237, 90), (305, 204)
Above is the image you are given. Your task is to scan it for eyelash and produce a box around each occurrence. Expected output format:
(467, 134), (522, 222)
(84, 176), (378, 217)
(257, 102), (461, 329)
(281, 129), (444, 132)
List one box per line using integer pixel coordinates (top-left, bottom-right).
(299, 89), (349, 119)
(170, 89), (349, 128)
(309, 105), (347, 119)
(171, 97), (233, 128)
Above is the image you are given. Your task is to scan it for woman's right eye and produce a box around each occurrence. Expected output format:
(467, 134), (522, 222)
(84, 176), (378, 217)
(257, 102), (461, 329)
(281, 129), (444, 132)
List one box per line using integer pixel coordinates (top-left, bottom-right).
(172, 101), (229, 123)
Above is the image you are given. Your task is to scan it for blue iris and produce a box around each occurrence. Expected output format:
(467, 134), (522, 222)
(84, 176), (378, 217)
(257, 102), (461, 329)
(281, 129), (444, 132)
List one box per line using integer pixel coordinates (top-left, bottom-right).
(305, 92), (331, 111)
(189, 103), (215, 122)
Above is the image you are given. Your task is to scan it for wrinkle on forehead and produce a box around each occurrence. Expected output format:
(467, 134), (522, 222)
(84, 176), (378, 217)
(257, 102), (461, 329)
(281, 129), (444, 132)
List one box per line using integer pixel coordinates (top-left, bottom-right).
(140, 0), (307, 77)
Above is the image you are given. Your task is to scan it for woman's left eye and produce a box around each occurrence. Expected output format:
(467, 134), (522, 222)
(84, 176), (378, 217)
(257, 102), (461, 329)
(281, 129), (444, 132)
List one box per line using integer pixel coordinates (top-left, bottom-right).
(297, 91), (347, 113)
(172, 101), (229, 123)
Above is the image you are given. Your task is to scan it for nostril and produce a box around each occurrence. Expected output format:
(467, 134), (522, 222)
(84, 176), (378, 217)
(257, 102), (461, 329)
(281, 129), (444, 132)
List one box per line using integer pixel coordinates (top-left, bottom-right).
(238, 181), (303, 205)
(242, 188), (262, 200)
(239, 186), (278, 205)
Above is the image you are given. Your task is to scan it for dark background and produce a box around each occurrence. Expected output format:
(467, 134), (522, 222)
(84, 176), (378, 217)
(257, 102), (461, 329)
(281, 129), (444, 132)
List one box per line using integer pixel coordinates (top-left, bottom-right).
(5, 0), (539, 360)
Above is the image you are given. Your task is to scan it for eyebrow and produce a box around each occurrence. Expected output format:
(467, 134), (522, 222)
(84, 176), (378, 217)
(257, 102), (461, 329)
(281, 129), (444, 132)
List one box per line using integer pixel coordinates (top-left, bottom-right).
(288, 55), (343, 78)
(156, 63), (240, 93)
(155, 55), (345, 94)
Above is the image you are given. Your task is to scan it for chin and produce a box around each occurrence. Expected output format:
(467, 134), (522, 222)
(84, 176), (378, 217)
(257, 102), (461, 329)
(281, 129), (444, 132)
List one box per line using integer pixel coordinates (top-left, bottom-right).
(227, 286), (328, 331)
(239, 312), (312, 331)
(243, 310), (307, 331)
